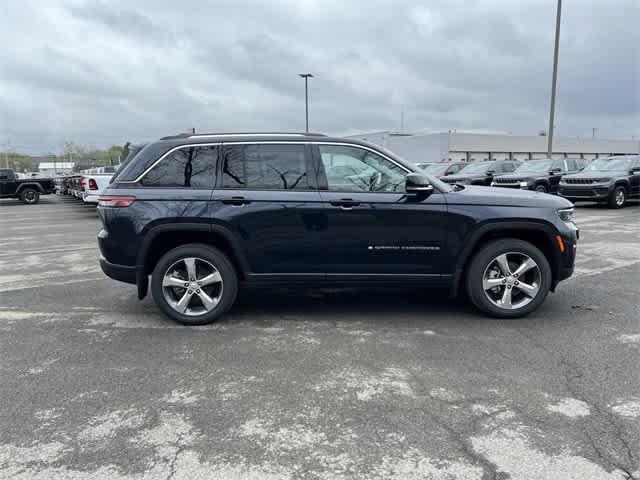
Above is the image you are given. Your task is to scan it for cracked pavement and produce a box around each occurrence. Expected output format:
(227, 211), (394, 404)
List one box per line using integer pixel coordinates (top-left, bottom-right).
(1, 195), (639, 479)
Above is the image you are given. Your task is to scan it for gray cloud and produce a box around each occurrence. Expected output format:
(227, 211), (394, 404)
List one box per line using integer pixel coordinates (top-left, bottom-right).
(0, 0), (638, 154)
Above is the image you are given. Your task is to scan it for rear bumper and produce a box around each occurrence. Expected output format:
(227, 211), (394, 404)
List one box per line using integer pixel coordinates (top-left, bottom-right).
(100, 257), (137, 284)
(83, 193), (100, 204)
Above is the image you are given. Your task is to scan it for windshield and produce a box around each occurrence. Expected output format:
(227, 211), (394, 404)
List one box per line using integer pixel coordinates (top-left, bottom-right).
(457, 162), (492, 174)
(584, 157), (633, 172)
(424, 164), (450, 175)
(514, 160), (554, 173)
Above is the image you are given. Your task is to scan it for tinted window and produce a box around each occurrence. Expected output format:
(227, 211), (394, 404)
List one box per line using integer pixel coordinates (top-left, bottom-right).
(141, 146), (217, 188)
(319, 145), (406, 193)
(221, 144), (309, 190)
(565, 159), (578, 171)
(449, 164), (464, 174)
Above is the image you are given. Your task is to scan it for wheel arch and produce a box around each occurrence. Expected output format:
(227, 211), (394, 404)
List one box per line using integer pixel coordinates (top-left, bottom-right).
(450, 221), (561, 298)
(135, 223), (250, 299)
(16, 183), (45, 194)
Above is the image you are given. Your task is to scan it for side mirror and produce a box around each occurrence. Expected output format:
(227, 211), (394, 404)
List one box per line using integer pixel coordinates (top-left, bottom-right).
(549, 167), (562, 175)
(406, 173), (434, 195)
(487, 170), (496, 176)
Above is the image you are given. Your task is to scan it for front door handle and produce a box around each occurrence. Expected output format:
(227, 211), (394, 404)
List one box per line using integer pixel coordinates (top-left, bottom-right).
(330, 198), (361, 209)
(221, 196), (251, 206)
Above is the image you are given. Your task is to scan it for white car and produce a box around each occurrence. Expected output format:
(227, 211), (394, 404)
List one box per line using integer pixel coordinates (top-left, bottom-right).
(81, 174), (113, 204)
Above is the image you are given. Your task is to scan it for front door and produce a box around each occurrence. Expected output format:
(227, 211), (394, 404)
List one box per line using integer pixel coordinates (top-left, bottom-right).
(314, 144), (448, 277)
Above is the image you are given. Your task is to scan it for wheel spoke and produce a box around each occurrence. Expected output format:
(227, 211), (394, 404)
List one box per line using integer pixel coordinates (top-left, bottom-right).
(196, 290), (218, 311)
(512, 258), (537, 277)
(198, 271), (222, 286)
(176, 291), (194, 313)
(184, 258), (197, 281)
(495, 254), (512, 276)
(500, 287), (513, 308)
(516, 281), (539, 298)
(163, 275), (186, 288)
(483, 277), (504, 291)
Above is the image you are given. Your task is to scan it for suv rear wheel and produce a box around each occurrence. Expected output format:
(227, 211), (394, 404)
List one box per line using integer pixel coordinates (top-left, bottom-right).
(20, 188), (40, 204)
(607, 186), (626, 209)
(151, 244), (238, 325)
(466, 239), (552, 318)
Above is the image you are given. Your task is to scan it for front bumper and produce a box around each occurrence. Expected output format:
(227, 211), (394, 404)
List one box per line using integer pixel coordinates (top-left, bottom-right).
(558, 184), (613, 200)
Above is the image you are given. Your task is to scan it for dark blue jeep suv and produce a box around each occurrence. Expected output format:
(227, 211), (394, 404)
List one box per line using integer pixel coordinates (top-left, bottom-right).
(98, 133), (578, 325)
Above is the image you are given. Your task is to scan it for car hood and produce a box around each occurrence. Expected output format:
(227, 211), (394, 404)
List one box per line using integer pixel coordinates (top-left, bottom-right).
(562, 171), (625, 180)
(441, 173), (487, 182)
(445, 185), (572, 208)
(494, 173), (542, 181)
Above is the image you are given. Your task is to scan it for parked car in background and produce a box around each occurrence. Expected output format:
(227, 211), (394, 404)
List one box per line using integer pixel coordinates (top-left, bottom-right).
(0, 168), (55, 204)
(440, 160), (522, 186)
(491, 158), (583, 193)
(97, 132), (578, 325)
(421, 161), (468, 178)
(558, 155), (640, 208)
(82, 174), (114, 204)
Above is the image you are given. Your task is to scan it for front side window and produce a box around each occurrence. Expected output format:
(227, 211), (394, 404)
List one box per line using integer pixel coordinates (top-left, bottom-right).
(319, 145), (406, 193)
(141, 146), (217, 188)
(221, 144), (309, 190)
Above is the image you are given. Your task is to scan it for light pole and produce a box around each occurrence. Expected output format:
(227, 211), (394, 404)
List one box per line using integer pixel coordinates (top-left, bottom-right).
(547, 0), (562, 158)
(298, 73), (314, 133)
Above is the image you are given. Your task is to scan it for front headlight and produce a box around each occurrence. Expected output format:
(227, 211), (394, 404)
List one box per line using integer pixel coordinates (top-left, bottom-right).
(557, 207), (575, 224)
(519, 181), (529, 187)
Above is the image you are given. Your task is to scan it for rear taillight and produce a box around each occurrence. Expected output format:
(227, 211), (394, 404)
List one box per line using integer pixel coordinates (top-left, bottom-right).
(98, 195), (136, 207)
(89, 179), (98, 190)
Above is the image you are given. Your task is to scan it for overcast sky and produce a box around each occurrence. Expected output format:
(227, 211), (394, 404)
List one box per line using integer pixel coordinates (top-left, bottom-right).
(1, 0), (638, 154)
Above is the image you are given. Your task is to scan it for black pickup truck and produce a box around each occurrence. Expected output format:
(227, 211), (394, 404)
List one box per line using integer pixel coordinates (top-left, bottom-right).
(0, 169), (56, 204)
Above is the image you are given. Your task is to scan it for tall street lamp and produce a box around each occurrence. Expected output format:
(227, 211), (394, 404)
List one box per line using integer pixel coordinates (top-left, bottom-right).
(298, 73), (314, 133)
(547, 0), (562, 158)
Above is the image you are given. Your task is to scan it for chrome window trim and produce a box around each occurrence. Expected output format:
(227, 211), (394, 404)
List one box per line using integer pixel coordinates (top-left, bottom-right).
(122, 140), (413, 185)
(122, 143), (222, 184)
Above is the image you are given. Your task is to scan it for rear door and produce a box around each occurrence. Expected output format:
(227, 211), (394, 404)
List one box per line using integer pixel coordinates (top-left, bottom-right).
(313, 143), (448, 278)
(631, 158), (640, 196)
(0, 170), (17, 195)
(214, 142), (325, 276)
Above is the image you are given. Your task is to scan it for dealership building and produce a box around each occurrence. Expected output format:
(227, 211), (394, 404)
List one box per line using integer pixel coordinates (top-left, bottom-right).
(346, 131), (640, 164)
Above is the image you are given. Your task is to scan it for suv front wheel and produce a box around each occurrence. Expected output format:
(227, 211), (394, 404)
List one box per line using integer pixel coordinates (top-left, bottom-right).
(151, 244), (238, 325)
(466, 239), (552, 318)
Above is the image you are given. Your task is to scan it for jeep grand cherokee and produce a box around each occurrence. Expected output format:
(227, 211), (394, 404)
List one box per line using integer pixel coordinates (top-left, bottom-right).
(97, 133), (578, 325)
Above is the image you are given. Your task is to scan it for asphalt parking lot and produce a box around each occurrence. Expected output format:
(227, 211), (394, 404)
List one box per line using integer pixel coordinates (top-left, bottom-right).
(1, 195), (639, 480)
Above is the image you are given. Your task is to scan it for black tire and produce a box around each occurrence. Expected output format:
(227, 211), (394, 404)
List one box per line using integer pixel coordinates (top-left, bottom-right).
(19, 188), (40, 204)
(607, 186), (626, 209)
(151, 243), (238, 325)
(466, 239), (552, 319)
(535, 184), (548, 193)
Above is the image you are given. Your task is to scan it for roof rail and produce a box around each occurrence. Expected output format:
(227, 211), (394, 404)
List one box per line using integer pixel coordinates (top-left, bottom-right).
(160, 132), (327, 140)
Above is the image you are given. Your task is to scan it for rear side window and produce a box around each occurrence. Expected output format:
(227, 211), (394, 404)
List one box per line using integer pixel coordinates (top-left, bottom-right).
(141, 146), (217, 188)
(221, 144), (310, 190)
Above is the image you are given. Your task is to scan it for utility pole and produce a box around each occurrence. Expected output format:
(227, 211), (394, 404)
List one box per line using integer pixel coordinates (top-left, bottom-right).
(298, 73), (314, 133)
(547, 0), (562, 158)
(592, 128), (598, 138)
(400, 106), (405, 134)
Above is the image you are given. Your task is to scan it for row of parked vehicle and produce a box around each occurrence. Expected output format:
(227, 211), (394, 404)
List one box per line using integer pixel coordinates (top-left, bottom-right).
(418, 155), (640, 208)
(57, 166), (118, 204)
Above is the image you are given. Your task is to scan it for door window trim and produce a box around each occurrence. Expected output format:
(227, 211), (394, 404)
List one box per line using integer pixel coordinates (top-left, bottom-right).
(217, 142), (318, 192)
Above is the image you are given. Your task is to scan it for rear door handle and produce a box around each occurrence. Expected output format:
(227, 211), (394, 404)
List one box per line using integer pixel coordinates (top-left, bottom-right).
(221, 196), (251, 206)
(330, 198), (361, 209)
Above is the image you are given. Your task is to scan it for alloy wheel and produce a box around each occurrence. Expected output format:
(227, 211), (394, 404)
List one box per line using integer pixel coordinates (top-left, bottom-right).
(482, 252), (542, 310)
(162, 257), (223, 316)
(616, 189), (625, 207)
